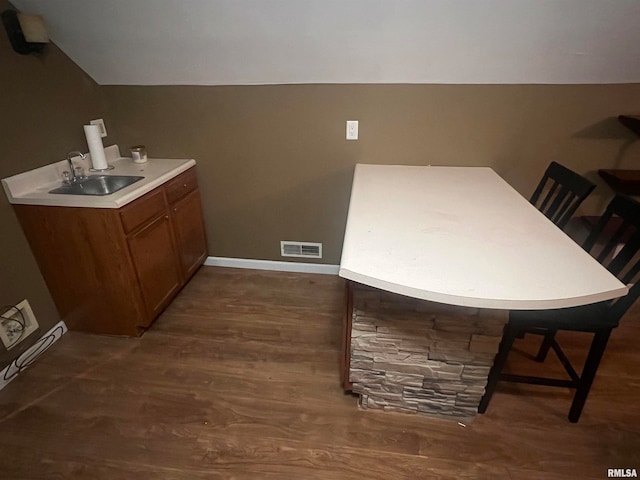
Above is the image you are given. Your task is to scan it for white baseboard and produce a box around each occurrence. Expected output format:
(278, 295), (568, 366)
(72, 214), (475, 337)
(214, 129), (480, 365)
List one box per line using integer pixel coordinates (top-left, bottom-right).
(204, 256), (339, 275)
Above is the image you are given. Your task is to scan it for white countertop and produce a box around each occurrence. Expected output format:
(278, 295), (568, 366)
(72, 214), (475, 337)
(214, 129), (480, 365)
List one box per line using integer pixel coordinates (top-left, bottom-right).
(2, 145), (196, 209)
(339, 164), (628, 310)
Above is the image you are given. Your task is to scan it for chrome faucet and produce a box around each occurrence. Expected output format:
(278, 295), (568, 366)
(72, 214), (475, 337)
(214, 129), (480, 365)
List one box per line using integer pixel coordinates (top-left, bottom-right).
(66, 151), (86, 183)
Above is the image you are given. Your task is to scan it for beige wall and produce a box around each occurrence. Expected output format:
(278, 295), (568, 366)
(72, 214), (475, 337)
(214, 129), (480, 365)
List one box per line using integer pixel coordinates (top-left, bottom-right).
(0, 0), (105, 366)
(3, 0), (640, 369)
(103, 84), (640, 264)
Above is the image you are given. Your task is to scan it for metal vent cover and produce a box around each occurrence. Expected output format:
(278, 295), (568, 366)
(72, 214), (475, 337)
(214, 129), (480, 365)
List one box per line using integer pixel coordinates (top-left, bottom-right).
(280, 241), (322, 258)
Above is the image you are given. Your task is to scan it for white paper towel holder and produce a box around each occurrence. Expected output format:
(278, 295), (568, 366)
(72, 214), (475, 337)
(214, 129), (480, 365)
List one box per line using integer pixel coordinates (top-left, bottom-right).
(83, 124), (112, 172)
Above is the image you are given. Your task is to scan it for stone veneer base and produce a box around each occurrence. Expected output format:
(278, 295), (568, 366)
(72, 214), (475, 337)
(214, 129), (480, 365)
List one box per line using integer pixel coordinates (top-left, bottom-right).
(349, 284), (508, 423)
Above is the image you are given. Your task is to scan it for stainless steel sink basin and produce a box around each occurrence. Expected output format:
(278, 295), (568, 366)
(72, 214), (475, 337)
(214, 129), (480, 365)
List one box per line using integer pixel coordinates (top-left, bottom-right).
(49, 175), (144, 196)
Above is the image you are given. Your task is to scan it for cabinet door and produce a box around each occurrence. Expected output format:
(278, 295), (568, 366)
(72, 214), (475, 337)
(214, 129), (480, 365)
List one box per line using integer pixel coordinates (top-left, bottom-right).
(171, 189), (208, 281)
(128, 213), (182, 323)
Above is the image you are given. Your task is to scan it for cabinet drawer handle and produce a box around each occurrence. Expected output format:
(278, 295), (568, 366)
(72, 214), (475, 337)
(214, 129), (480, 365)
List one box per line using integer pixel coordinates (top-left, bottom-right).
(173, 208), (177, 212)
(164, 215), (169, 219)
(183, 183), (188, 188)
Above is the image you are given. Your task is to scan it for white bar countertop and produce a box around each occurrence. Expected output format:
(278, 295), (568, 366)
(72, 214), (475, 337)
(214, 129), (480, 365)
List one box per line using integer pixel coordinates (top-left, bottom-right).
(339, 164), (628, 310)
(1, 145), (196, 209)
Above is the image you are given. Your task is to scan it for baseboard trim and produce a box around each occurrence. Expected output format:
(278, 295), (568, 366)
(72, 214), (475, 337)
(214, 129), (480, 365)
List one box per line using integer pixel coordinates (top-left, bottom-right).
(204, 256), (339, 275)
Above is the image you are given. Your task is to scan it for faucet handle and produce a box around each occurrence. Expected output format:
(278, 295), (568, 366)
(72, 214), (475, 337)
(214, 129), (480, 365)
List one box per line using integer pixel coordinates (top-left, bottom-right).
(66, 151), (86, 161)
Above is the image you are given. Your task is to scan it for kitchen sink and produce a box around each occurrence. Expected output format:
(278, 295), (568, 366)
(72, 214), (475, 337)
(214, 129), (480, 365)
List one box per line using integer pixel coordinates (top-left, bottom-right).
(49, 175), (144, 196)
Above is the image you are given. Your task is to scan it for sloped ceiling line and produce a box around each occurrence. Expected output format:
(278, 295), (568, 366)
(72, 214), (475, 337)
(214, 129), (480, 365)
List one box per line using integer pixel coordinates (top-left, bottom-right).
(12, 0), (640, 86)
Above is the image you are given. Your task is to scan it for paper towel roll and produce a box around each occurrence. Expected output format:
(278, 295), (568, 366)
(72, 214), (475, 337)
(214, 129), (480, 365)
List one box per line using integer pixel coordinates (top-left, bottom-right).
(83, 124), (108, 170)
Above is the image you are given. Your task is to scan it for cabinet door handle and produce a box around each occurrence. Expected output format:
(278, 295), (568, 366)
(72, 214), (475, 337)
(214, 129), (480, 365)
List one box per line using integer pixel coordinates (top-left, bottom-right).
(183, 183), (188, 188)
(173, 208), (177, 212)
(164, 215), (169, 219)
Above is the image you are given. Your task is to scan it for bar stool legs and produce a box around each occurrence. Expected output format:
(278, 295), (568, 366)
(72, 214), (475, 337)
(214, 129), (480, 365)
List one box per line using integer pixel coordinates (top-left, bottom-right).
(478, 324), (613, 423)
(535, 329), (557, 362)
(478, 324), (518, 414)
(568, 329), (611, 423)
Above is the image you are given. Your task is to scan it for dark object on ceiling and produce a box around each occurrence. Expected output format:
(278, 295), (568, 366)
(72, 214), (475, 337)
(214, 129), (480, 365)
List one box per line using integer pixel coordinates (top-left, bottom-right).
(1, 9), (49, 55)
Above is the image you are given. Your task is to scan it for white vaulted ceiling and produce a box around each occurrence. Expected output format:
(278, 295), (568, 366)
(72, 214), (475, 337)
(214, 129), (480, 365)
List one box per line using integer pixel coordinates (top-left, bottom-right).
(11, 0), (640, 86)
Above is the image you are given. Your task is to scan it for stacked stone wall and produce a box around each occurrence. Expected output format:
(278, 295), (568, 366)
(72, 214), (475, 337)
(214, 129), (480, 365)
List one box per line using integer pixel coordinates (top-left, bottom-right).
(350, 285), (507, 422)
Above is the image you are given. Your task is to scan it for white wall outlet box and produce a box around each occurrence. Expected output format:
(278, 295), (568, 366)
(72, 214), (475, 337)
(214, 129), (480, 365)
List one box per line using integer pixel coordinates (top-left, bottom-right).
(1, 299), (39, 351)
(346, 120), (359, 140)
(90, 118), (107, 138)
(0, 321), (67, 391)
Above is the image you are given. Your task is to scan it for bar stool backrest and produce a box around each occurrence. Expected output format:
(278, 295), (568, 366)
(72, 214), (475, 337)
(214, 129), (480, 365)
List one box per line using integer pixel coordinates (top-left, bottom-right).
(531, 162), (596, 229)
(583, 194), (640, 323)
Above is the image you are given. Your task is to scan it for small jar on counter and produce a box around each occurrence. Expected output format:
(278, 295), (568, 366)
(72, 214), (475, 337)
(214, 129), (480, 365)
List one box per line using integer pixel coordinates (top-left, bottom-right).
(130, 145), (148, 164)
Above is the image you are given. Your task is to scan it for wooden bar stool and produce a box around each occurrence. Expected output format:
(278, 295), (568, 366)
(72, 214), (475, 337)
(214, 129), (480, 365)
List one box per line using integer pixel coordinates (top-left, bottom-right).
(479, 194), (640, 422)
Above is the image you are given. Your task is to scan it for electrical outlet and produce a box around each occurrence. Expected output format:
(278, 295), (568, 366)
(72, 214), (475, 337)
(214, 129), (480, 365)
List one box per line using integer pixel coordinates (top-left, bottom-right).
(0, 300), (39, 351)
(346, 120), (359, 140)
(90, 118), (107, 138)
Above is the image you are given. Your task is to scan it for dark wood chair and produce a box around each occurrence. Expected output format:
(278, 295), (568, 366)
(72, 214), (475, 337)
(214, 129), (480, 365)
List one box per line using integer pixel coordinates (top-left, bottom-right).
(478, 194), (640, 422)
(530, 161), (596, 229)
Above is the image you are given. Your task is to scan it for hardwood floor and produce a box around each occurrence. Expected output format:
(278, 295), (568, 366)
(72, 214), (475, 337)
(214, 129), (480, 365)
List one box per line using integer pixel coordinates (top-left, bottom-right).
(0, 266), (638, 479)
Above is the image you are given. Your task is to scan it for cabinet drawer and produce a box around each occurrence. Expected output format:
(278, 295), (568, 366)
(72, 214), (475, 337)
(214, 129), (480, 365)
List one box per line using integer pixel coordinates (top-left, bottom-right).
(165, 168), (198, 204)
(120, 188), (167, 234)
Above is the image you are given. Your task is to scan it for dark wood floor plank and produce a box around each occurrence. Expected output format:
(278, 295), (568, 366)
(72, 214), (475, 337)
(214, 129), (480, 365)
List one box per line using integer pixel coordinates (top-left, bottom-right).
(0, 266), (638, 479)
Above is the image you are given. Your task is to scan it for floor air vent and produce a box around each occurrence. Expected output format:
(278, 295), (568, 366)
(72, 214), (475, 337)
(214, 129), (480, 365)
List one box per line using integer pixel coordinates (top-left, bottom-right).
(280, 241), (322, 259)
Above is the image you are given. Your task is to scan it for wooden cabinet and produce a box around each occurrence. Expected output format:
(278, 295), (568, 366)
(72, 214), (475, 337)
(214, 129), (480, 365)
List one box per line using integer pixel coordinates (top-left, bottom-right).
(128, 213), (182, 323)
(13, 167), (207, 336)
(171, 189), (207, 280)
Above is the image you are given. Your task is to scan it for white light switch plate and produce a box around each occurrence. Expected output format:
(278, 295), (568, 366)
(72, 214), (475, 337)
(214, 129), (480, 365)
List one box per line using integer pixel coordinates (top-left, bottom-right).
(346, 120), (358, 140)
